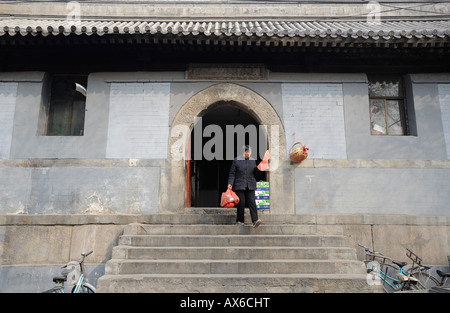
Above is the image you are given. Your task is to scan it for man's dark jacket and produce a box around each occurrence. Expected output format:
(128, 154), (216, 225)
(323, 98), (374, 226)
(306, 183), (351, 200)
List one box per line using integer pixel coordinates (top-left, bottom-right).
(228, 156), (262, 191)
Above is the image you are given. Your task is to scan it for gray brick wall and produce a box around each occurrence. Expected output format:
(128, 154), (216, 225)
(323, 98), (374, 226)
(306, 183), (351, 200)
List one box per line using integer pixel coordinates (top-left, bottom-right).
(282, 83), (347, 159)
(0, 82), (17, 159)
(107, 83), (170, 159)
(439, 84), (450, 159)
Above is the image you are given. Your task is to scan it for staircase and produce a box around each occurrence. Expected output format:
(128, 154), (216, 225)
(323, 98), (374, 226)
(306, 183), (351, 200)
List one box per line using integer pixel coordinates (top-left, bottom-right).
(96, 209), (381, 293)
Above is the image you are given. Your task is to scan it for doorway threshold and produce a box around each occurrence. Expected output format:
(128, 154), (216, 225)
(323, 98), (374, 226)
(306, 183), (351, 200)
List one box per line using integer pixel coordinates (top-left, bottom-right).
(185, 207), (235, 215)
(185, 207), (270, 215)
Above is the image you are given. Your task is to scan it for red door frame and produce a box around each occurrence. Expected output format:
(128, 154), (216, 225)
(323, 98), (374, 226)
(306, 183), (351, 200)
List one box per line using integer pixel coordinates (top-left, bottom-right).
(186, 136), (192, 207)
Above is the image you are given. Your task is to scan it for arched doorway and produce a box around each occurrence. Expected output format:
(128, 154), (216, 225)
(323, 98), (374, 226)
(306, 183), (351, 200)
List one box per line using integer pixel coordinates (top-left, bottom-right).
(189, 101), (268, 207)
(165, 83), (289, 214)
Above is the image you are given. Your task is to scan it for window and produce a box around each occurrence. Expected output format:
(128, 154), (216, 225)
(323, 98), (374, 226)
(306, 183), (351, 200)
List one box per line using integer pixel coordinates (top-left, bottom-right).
(46, 75), (87, 136)
(368, 75), (407, 136)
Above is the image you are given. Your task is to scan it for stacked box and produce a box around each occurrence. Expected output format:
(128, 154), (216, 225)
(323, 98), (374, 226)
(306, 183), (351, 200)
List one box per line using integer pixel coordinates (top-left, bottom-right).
(255, 181), (270, 209)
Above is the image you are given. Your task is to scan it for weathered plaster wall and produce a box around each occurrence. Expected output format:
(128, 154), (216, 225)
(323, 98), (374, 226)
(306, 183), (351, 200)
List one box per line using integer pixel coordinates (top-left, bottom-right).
(0, 159), (162, 215)
(294, 159), (450, 216)
(0, 214), (448, 292)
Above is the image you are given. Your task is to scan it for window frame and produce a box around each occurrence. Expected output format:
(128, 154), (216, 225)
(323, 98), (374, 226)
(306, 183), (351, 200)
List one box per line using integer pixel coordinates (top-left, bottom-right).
(368, 75), (408, 136)
(45, 74), (88, 137)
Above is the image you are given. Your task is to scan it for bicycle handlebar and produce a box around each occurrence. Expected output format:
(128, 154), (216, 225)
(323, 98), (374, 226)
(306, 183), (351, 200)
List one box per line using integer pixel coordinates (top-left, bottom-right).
(79, 250), (93, 263)
(358, 243), (384, 256)
(366, 252), (392, 262)
(82, 251), (93, 257)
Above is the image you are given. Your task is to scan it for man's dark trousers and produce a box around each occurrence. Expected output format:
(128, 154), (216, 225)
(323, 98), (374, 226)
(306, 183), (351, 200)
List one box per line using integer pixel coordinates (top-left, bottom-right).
(235, 188), (258, 223)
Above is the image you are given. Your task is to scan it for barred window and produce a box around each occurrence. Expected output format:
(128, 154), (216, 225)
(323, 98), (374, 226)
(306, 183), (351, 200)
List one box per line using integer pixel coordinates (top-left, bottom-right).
(368, 76), (407, 136)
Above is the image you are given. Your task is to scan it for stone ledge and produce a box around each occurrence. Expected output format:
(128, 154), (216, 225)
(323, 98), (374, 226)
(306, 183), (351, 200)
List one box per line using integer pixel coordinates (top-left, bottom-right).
(1, 158), (450, 169)
(293, 159), (450, 169)
(0, 214), (143, 226)
(1, 213), (449, 226)
(0, 158), (168, 168)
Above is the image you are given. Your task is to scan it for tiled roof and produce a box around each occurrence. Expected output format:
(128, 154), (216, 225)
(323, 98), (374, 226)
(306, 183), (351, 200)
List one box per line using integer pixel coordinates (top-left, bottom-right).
(1, 18), (449, 42)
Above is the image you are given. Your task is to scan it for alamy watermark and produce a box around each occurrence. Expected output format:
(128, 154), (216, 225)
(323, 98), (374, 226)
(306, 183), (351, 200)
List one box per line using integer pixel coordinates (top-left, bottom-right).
(65, 1), (382, 26)
(366, 1), (382, 25)
(170, 117), (280, 170)
(61, 1), (379, 173)
(66, 1), (81, 27)
(365, 260), (383, 286)
(64, 1), (382, 32)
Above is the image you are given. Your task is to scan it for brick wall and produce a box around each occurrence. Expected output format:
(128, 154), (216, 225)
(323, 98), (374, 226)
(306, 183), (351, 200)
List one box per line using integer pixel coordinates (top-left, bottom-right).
(107, 82), (170, 159)
(439, 84), (450, 159)
(281, 83), (347, 159)
(0, 82), (17, 159)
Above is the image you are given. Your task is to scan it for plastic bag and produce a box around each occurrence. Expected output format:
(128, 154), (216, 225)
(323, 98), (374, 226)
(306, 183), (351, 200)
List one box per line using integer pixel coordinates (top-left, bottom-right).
(257, 149), (270, 171)
(220, 187), (240, 208)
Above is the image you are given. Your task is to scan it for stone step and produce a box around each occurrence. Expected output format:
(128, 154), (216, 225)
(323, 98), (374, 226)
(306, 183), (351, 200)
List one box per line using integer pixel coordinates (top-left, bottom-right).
(96, 217), (381, 293)
(123, 224), (320, 236)
(105, 259), (366, 275)
(118, 234), (350, 247)
(115, 213), (317, 226)
(97, 273), (381, 293)
(185, 207), (252, 215)
(112, 246), (357, 260)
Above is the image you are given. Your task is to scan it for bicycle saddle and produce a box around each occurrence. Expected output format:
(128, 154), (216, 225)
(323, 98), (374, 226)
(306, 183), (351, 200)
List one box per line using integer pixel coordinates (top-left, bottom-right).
(392, 260), (407, 268)
(437, 270), (450, 278)
(52, 276), (67, 283)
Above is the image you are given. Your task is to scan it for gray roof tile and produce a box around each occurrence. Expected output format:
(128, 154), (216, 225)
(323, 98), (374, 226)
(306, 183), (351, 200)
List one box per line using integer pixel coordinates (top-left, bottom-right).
(1, 18), (449, 41)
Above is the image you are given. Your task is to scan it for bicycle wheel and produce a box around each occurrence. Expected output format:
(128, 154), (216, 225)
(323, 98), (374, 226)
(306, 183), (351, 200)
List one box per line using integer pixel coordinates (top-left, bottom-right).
(71, 282), (96, 293)
(381, 278), (401, 293)
(409, 281), (423, 291)
(383, 283), (398, 293)
(415, 272), (441, 288)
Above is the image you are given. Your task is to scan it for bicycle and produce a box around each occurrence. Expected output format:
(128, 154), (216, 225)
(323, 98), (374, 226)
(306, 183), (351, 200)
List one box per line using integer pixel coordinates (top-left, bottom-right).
(359, 243), (400, 292)
(358, 244), (420, 292)
(406, 248), (450, 290)
(435, 270), (450, 287)
(42, 250), (96, 293)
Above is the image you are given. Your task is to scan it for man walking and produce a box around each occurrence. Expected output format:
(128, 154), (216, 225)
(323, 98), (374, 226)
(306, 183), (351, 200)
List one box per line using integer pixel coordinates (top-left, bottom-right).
(227, 145), (264, 228)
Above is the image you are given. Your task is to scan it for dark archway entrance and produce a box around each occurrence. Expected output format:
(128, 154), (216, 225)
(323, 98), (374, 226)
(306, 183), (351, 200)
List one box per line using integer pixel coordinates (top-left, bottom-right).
(189, 101), (267, 207)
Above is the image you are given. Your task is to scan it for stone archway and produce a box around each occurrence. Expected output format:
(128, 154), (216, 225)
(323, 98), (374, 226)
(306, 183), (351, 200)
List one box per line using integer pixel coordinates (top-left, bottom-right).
(162, 83), (293, 215)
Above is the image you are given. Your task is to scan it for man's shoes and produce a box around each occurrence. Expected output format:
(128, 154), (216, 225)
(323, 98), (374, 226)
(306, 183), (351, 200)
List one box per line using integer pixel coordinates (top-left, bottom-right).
(236, 220), (262, 227)
(252, 219), (262, 228)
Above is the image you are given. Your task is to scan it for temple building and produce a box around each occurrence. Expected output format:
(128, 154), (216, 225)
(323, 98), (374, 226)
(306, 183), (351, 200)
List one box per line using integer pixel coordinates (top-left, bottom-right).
(0, 0), (449, 292)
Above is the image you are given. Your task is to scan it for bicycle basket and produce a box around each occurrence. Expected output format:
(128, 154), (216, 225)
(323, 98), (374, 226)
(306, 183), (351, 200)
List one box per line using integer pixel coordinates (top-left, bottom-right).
(62, 261), (81, 285)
